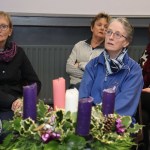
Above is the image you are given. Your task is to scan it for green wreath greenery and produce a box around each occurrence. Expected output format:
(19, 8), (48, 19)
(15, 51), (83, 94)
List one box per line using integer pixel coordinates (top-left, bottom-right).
(0, 100), (143, 150)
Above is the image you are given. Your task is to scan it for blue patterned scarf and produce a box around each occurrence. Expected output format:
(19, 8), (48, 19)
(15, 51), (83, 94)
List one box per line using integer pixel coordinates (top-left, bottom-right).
(103, 48), (127, 75)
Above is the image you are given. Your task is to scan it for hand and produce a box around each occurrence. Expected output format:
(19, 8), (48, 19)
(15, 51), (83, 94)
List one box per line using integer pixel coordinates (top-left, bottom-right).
(142, 88), (150, 93)
(79, 62), (87, 70)
(11, 98), (23, 112)
(74, 62), (79, 68)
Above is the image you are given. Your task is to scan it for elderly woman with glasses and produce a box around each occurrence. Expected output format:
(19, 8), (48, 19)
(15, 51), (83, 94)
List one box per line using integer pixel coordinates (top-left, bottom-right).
(79, 17), (143, 119)
(0, 11), (41, 121)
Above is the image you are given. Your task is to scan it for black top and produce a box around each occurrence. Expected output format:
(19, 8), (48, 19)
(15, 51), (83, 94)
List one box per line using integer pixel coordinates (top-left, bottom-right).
(0, 45), (41, 111)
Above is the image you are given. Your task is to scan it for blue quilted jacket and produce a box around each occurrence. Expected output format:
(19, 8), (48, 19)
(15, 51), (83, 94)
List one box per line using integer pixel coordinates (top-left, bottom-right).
(79, 51), (144, 117)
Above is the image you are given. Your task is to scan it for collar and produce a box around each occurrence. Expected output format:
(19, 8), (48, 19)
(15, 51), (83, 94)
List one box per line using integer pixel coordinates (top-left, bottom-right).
(85, 38), (104, 49)
(97, 50), (130, 69)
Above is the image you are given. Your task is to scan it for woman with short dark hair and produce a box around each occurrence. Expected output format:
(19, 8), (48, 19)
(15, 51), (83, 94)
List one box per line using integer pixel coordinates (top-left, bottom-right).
(66, 12), (111, 89)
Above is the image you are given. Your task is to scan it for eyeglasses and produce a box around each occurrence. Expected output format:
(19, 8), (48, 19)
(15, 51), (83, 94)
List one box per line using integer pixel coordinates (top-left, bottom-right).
(0, 24), (9, 31)
(106, 29), (127, 39)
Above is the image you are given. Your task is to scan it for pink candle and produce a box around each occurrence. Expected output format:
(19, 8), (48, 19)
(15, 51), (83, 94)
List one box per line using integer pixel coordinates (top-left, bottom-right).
(23, 83), (37, 121)
(52, 77), (66, 110)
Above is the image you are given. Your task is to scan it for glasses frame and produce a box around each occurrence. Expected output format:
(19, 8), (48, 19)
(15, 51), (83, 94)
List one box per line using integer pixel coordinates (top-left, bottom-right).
(0, 24), (9, 31)
(106, 29), (127, 39)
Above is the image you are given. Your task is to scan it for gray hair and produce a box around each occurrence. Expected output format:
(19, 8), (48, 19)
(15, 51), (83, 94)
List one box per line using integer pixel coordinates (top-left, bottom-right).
(109, 17), (134, 43)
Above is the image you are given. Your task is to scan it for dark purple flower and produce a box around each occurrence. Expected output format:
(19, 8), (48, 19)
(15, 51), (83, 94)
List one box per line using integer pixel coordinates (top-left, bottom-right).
(41, 131), (61, 143)
(51, 132), (61, 139)
(116, 118), (125, 134)
(41, 132), (51, 143)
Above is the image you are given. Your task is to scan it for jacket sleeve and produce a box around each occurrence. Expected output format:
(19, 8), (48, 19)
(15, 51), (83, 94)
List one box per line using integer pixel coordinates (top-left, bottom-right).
(79, 62), (88, 71)
(115, 63), (144, 117)
(79, 59), (97, 99)
(0, 90), (16, 110)
(20, 48), (41, 95)
(66, 44), (84, 79)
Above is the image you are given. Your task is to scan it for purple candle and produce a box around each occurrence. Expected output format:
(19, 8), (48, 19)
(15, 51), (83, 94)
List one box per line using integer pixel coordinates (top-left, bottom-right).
(102, 87), (115, 116)
(23, 83), (37, 121)
(76, 97), (93, 136)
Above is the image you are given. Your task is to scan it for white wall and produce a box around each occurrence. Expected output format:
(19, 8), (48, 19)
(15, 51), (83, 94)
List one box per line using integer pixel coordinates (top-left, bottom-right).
(0, 0), (150, 17)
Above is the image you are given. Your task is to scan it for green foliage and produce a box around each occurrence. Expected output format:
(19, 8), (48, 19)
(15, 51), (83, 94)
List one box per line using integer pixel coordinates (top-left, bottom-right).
(0, 101), (143, 150)
(121, 116), (132, 128)
(90, 105), (143, 149)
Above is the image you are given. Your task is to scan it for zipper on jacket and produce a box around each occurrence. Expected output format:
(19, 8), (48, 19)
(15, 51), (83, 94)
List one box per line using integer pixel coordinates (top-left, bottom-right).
(104, 73), (108, 81)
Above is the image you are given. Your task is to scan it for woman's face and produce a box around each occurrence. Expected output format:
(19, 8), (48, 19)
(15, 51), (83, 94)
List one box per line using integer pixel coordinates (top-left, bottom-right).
(91, 18), (108, 39)
(0, 16), (12, 47)
(105, 21), (129, 57)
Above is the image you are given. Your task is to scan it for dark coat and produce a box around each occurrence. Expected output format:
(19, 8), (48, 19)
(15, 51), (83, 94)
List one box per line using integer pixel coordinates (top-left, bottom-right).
(0, 45), (41, 111)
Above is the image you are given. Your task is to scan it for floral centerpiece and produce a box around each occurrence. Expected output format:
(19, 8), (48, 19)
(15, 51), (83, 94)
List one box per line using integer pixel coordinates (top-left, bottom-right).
(0, 100), (142, 150)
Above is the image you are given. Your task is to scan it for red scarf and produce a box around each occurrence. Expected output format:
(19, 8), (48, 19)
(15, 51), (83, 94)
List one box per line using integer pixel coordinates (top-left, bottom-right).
(0, 42), (17, 62)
